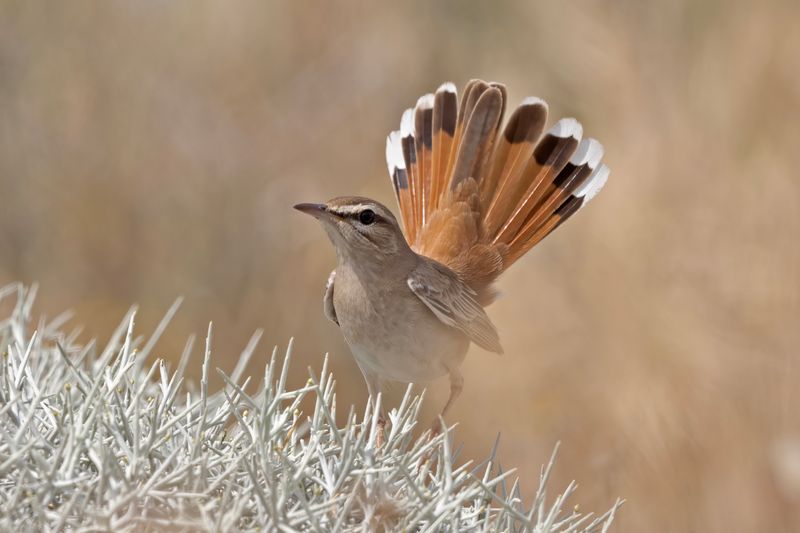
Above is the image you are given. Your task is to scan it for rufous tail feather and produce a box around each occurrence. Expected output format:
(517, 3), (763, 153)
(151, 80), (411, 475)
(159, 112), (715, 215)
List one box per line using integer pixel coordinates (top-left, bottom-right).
(385, 79), (609, 302)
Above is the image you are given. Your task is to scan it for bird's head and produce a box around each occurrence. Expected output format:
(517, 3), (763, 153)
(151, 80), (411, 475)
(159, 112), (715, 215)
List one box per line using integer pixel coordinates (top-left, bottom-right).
(294, 197), (412, 266)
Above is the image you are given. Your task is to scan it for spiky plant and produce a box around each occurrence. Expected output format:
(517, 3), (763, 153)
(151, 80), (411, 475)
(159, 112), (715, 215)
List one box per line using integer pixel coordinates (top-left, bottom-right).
(0, 283), (621, 531)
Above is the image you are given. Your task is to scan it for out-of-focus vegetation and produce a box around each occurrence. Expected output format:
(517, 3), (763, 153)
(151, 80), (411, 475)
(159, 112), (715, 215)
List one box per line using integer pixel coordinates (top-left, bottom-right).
(0, 1), (798, 531)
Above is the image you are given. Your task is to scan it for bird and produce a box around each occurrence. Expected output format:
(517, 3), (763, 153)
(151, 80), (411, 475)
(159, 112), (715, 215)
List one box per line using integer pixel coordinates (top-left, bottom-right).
(295, 79), (608, 437)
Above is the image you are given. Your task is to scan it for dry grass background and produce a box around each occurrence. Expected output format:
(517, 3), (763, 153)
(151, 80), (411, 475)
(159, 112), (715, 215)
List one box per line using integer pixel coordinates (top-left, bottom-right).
(1, 1), (798, 530)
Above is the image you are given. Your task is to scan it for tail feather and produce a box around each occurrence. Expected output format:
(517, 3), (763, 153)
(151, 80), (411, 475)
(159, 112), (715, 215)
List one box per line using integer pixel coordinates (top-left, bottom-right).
(430, 83), (458, 214)
(449, 88), (504, 190)
(385, 130), (413, 235)
(493, 118), (582, 245)
(506, 138), (604, 261)
(385, 80), (609, 291)
(414, 94), (435, 226)
(481, 97), (549, 238)
(488, 82), (508, 128)
(445, 80), (490, 184)
(508, 163), (609, 262)
(399, 108), (419, 242)
(459, 80), (489, 124)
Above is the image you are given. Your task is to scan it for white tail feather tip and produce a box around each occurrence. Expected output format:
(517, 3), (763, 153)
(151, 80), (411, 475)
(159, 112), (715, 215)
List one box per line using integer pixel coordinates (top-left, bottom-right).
(400, 108), (414, 138)
(385, 131), (405, 171)
(549, 118), (583, 140)
(570, 138), (604, 167)
(521, 96), (548, 109)
(416, 93), (435, 110)
(576, 164), (610, 200)
(437, 81), (457, 94)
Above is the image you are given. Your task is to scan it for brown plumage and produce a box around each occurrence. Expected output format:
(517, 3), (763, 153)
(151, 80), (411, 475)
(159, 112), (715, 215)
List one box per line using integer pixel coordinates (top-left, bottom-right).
(386, 79), (609, 303)
(296, 80), (609, 439)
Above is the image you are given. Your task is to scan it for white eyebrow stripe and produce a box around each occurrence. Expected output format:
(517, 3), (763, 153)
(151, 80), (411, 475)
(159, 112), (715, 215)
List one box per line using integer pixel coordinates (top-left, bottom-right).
(328, 204), (375, 216)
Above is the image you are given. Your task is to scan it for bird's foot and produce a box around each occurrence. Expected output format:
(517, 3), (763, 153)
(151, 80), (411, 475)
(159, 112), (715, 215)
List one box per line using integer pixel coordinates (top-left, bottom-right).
(419, 417), (446, 466)
(429, 416), (446, 437)
(375, 416), (386, 448)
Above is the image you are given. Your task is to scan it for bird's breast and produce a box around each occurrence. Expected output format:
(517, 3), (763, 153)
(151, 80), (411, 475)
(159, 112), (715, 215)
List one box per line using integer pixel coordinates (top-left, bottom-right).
(332, 266), (468, 383)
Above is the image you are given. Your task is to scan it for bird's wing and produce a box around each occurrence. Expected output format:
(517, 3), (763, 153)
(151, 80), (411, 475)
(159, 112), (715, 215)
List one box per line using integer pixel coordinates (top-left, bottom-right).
(407, 260), (502, 354)
(323, 270), (338, 326)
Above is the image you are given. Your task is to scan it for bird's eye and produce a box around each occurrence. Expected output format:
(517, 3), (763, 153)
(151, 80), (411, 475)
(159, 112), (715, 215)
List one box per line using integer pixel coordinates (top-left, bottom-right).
(358, 209), (376, 225)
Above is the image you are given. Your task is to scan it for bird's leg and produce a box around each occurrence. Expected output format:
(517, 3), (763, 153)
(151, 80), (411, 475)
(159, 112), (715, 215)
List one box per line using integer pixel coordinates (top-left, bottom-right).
(376, 413), (387, 448)
(360, 366), (386, 447)
(372, 392), (387, 449)
(432, 369), (464, 435)
(419, 370), (464, 468)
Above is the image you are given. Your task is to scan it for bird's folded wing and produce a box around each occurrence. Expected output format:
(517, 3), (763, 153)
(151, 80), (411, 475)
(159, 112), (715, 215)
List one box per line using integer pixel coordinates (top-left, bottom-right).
(407, 261), (503, 354)
(323, 270), (338, 325)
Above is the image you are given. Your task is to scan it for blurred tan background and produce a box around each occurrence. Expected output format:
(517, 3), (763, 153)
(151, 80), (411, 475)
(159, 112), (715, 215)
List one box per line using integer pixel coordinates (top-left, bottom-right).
(1, 1), (798, 530)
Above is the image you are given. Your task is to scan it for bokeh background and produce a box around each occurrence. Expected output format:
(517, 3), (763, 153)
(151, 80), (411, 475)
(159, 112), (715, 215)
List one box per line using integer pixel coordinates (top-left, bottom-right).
(1, 1), (798, 530)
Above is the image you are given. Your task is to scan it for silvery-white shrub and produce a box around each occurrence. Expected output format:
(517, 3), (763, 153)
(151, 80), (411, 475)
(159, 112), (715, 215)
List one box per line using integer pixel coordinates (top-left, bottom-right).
(0, 283), (621, 531)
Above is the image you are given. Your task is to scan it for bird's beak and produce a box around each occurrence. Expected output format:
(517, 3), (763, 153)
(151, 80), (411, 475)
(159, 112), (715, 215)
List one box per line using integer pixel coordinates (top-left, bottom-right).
(293, 203), (329, 220)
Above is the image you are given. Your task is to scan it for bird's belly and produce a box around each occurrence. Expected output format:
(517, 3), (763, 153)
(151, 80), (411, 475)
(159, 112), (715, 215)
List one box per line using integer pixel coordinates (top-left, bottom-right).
(335, 290), (468, 383)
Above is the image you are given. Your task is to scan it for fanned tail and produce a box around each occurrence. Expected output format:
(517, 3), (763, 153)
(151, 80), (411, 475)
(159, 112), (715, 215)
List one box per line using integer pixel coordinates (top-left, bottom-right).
(385, 79), (609, 297)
